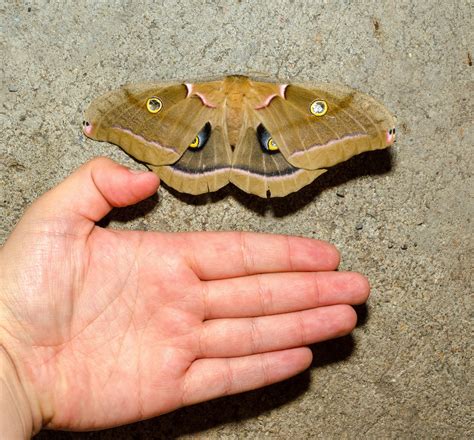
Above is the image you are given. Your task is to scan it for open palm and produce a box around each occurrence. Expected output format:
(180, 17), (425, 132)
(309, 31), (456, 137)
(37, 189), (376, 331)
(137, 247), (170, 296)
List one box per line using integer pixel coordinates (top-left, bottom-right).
(0, 158), (369, 433)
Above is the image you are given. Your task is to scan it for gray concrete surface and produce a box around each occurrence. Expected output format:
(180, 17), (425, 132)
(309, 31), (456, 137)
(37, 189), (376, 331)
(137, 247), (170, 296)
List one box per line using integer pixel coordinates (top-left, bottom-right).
(1, 0), (472, 438)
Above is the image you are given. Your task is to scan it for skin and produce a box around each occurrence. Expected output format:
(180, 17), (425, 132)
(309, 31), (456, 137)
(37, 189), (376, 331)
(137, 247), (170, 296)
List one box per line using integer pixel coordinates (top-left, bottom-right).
(0, 158), (369, 437)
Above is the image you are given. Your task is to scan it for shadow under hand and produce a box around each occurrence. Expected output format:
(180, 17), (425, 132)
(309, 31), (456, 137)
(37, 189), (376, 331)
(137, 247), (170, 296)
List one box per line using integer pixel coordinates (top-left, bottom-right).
(37, 371), (311, 439)
(141, 371), (312, 438)
(310, 334), (355, 369)
(96, 192), (159, 228)
(36, 330), (363, 439)
(311, 304), (369, 368)
(116, 335), (356, 439)
(353, 303), (369, 327)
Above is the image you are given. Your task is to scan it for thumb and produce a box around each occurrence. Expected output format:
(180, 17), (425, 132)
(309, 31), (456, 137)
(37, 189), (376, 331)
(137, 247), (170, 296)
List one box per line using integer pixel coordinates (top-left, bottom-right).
(28, 157), (160, 224)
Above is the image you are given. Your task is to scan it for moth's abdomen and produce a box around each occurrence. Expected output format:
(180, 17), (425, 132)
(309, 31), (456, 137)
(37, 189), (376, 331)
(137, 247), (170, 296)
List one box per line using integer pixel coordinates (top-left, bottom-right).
(226, 91), (246, 147)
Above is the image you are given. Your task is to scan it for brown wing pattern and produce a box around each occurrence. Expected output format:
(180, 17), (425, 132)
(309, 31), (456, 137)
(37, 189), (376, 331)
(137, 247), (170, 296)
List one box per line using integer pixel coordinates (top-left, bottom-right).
(230, 120), (325, 198)
(84, 83), (214, 166)
(149, 126), (232, 195)
(255, 84), (395, 170)
(83, 76), (395, 197)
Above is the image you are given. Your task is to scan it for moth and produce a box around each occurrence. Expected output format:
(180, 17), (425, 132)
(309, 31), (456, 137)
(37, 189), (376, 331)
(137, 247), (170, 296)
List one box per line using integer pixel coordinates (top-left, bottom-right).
(83, 75), (396, 198)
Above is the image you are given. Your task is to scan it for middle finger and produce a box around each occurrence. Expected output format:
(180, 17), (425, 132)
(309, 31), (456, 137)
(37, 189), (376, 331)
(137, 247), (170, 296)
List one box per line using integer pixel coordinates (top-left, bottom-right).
(201, 271), (369, 319)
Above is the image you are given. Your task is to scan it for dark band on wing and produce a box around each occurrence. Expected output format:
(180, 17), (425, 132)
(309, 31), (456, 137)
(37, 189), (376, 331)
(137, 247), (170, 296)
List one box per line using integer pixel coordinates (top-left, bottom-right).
(168, 125), (232, 175)
(232, 161), (303, 177)
(232, 127), (304, 177)
(171, 162), (231, 175)
(150, 126), (232, 195)
(230, 126), (326, 198)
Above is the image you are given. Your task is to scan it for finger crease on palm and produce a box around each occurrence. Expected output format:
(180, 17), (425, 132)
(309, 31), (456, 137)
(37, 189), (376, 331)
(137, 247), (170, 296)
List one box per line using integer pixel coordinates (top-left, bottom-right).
(239, 232), (255, 276)
(188, 239), (202, 279)
(197, 324), (208, 358)
(261, 353), (272, 387)
(296, 313), (308, 346)
(222, 358), (234, 396)
(249, 317), (262, 354)
(285, 235), (295, 272)
(200, 282), (210, 320)
(88, 168), (112, 220)
(312, 273), (322, 308)
(256, 274), (272, 316)
(181, 368), (191, 406)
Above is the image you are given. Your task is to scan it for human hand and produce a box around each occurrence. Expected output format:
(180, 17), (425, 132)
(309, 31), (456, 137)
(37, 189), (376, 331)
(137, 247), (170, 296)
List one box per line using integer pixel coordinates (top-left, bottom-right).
(0, 158), (369, 436)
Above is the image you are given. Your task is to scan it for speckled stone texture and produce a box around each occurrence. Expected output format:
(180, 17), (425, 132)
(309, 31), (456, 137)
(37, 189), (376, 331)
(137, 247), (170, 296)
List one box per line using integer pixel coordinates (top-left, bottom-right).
(1, 1), (472, 438)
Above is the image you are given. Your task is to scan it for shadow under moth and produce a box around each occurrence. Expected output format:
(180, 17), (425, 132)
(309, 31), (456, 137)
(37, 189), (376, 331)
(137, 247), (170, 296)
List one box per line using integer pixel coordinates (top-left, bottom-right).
(83, 75), (396, 198)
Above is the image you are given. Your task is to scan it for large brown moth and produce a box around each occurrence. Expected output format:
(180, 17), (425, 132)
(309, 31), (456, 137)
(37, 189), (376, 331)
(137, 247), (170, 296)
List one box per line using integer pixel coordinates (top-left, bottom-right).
(83, 75), (396, 198)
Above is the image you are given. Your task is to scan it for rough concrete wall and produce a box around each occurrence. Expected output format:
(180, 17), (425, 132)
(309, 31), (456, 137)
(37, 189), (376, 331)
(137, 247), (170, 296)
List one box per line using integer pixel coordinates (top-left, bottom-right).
(1, 1), (472, 438)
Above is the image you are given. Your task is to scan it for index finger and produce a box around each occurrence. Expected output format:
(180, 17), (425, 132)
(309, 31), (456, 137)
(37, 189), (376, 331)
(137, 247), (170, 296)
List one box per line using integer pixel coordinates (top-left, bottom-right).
(177, 231), (340, 280)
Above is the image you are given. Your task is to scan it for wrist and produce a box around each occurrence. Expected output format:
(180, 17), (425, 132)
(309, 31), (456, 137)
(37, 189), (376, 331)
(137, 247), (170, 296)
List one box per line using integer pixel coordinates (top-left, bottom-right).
(0, 346), (38, 439)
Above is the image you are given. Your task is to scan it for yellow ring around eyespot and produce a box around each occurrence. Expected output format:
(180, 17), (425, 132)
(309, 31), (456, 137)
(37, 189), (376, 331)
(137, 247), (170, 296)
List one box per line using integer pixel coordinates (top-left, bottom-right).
(267, 138), (279, 151)
(146, 97), (163, 113)
(310, 99), (328, 116)
(189, 136), (200, 148)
